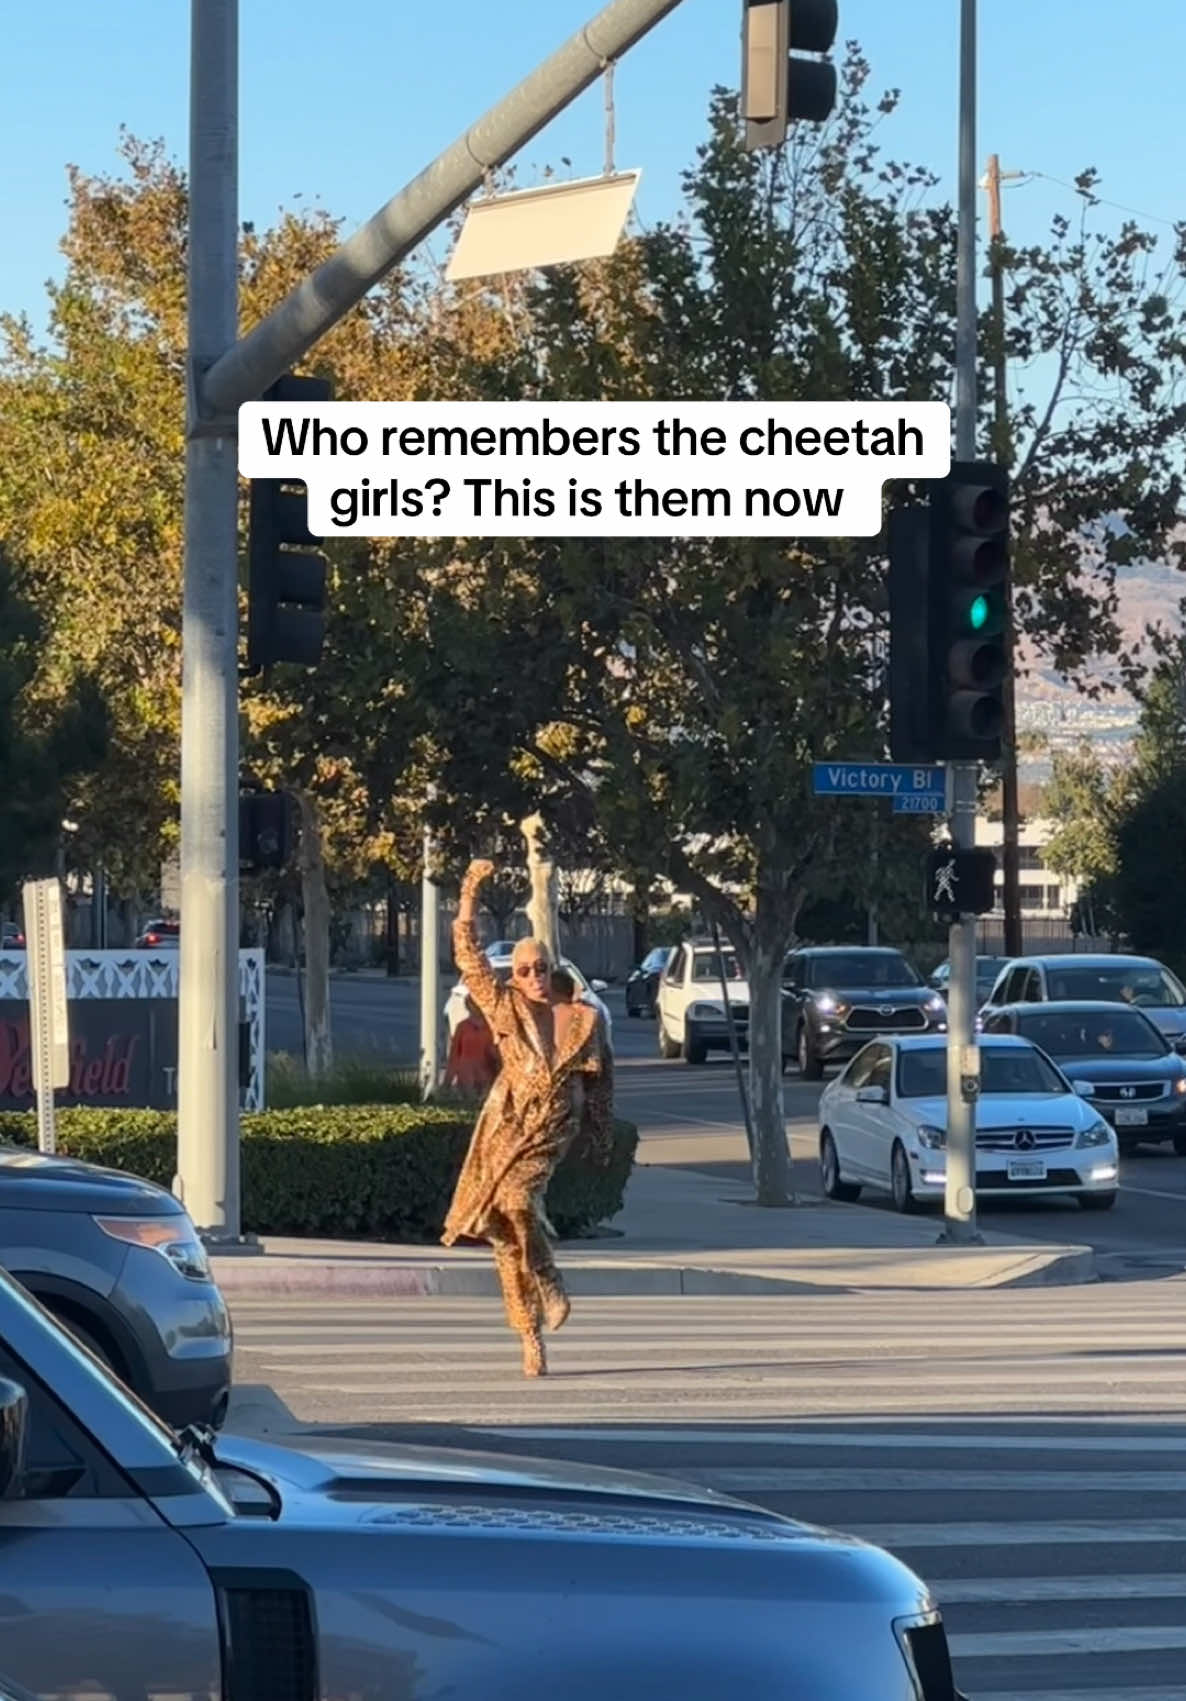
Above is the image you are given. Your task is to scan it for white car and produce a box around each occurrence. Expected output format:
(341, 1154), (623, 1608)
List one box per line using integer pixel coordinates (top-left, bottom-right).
(817, 1032), (1119, 1213)
(446, 953), (613, 1040)
(657, 938), (757, 1065)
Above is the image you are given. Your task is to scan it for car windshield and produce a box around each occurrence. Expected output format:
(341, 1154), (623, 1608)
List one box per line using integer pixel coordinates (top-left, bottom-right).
(977, 959), (1007, 993)
(804, 952), (919, 989)
(692, 951), (742, 982)
(898, 1045), (1067, 1097)
(1043, 964), (1186, 1007)
(1016, 1008), (1168, 1060)
(643, 949), (671, 971)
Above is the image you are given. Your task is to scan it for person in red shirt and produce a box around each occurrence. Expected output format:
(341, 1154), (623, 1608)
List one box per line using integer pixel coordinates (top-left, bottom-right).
(445, 997), (501, 1097)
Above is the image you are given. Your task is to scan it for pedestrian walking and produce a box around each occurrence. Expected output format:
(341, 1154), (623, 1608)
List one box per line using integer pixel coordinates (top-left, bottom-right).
(441, 858), (614, 1377)
(444, 996), (501, 1097)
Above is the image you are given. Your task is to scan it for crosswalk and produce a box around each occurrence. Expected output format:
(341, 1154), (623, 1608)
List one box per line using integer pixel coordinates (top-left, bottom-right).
(230, 1283), (1186, 1700)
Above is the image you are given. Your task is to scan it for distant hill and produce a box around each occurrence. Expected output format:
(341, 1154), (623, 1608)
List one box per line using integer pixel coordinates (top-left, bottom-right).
(1015, 559), (1184, 777)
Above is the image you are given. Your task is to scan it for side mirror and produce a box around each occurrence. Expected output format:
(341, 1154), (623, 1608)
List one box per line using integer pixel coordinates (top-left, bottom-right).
(0, 1379), (28, 1500)
(1071, 1080), (1096, 1098)
(856, 1085), (889, 1106)
(1173, 1037), (1186, 1056)
(590, 979), (608, 995)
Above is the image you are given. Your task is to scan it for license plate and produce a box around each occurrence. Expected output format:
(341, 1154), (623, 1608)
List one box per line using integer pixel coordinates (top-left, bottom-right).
(1114, 1107), (1148, 1126)
(1007, 1158), (1047, 1181)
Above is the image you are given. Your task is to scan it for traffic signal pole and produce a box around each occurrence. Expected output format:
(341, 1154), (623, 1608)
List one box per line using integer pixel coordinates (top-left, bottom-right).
(175, 0), (244, 1240)
(198, 0), (691, 419)
(941, 0), (983, 1245)
(177, 0), (696, 1235)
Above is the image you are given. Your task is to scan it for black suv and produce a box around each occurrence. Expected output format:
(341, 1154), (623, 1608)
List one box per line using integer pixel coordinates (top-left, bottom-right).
(784, 947), (947, 1078)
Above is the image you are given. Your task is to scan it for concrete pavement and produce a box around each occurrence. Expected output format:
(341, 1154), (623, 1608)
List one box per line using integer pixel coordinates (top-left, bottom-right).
(210, 1152), (1095, 1297)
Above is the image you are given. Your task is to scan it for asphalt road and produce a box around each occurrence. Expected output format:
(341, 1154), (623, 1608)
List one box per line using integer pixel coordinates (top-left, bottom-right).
(232, 1283), (1186, 1700)
(264, 971), (1186, 1268)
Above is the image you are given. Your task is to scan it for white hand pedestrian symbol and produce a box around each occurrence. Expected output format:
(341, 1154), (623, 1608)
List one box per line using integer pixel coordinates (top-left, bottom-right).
(933, 859), (958, 903)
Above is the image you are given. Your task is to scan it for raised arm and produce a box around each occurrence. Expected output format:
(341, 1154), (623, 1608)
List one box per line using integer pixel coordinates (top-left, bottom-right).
(452, 859), (504, 1025)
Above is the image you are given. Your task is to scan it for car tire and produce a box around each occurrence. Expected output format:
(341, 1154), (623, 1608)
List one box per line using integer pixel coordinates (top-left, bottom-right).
(1174, 1133), (1186, 1158)
(684, 1037), (708, 1066)
(798, 1024), (823, 1081)
(1078, 1191), (1118, 1211)
(626, 1001), (641, 1018)
(53, 1313), (119, 1375)
(890, 1142), (918, 1214)
(658, 1021), (680, 1060)
(820, 1131), (861, 1202)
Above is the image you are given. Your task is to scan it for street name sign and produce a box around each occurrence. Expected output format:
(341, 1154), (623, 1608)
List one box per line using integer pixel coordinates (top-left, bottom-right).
(812, 762), (946, 798)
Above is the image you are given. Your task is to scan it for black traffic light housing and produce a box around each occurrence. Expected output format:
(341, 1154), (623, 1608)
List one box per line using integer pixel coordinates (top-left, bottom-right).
(929, 461), (1008, 760)
(246, 374), (332, 671)
(888, 461), (1010, 763)
(742, 0), (838, 150)
(240, 791), (295, 875)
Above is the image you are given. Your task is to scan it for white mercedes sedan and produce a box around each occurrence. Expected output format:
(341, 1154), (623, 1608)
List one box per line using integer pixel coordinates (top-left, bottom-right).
(817, 1032), (1119, 1213)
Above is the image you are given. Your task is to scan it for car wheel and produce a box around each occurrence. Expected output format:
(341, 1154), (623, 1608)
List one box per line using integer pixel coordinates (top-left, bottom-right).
(684, 1038), (708, 1066)
(1078, 1191), (1118, 1211)
(626, 1000), (640, 1018)
(52, 1313), (119, 1375)
(820, 1131), (861, 1202)
(891, 1142), (918, 1214)
(658, 1020), (680, 1060)
(798, 1024), (823, 1081)
(1174, 1133), (1186, 1158)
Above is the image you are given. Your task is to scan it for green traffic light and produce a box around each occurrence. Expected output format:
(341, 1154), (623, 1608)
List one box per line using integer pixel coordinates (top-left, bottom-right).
(969, 594), (990, 630)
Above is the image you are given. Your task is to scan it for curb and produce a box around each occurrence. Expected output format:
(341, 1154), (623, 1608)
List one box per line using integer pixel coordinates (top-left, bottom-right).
(211, 1244), (1096, 1298)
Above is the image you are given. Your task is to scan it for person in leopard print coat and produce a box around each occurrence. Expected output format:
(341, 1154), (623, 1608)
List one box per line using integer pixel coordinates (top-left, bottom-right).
(441, 858), (614, 1376)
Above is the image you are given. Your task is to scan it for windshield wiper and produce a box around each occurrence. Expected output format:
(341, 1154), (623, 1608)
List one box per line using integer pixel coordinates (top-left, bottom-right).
(175, 1423), (282, 1518)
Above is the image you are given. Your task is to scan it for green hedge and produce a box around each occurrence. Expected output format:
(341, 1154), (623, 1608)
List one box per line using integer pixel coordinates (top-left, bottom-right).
(0, 1107), (639, 1242)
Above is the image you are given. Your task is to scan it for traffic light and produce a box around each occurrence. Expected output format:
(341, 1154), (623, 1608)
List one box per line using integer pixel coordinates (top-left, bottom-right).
(928, 461), (1009, 761)
(926, 844), (997, 921)
(239, 791), (294, 874)
(888, 462), (1010, 763)
(246, 374), (332, 670)
(888, 503), (931, 762)
(742, 0), (838, 151)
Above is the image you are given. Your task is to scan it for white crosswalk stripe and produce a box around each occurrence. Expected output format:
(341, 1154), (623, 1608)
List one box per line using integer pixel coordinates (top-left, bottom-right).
(229, 1281), (1186, 1699)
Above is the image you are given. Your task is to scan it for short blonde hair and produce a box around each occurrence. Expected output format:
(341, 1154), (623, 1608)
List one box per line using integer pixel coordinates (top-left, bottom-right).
(511, 937), (550, 968)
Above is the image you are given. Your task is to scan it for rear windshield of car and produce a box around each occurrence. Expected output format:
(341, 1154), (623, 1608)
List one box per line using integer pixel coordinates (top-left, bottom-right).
(1016, 1008), (1168, 1061)
(898, 1045), (1067, 1098)
(804, 953), (919, 990)
(692, 951), (742, 982)
(1043, 964), (1186, 1007)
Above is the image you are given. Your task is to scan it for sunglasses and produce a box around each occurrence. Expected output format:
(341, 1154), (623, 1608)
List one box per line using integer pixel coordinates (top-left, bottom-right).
(515, 962), (550, 978)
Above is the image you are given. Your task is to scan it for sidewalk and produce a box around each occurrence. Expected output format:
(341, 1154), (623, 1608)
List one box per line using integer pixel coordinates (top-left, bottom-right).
(209, 1151), (1096, 1298)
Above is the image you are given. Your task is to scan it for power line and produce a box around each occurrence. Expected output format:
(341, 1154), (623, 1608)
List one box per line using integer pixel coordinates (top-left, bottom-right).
(1014, 170), (1181, 231)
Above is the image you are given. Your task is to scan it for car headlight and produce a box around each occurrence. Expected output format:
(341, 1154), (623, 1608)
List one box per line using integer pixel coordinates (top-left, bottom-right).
(814, 994), (849, 1015)
(1075, 1120), (1113, 1148)
(925, 995), (945, 1014)
(917, 1124), (946, 1149)
(688, 1001), (724, 1019)
(95, 1215), (212, 1281)
(1175, 1078), (1186, 1097)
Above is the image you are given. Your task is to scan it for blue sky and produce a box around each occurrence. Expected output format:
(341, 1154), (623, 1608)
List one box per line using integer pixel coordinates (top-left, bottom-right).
(3, 0), (1182, 334)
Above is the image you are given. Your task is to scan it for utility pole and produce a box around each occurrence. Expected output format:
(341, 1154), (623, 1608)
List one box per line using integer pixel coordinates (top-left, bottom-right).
(176, 0), (694, 1230)
(940, 0), (982, 1246)
(175, 0), (244, 1242)
(419, 813), (441, 1101)
(983, 152), (1025, 956)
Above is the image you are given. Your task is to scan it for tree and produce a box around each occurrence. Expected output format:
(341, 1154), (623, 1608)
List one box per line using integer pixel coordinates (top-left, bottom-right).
(407, 64), (964, 1201)
(1112, 777), (1186, 970)
(1042, 743), (1122, 890)
(0, 543), (107, 905)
